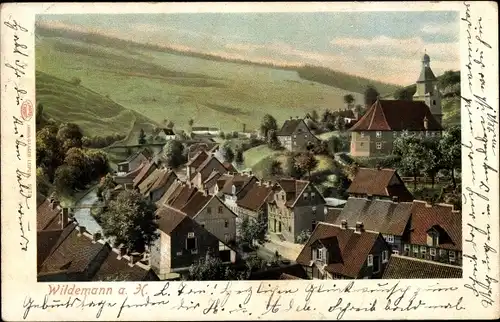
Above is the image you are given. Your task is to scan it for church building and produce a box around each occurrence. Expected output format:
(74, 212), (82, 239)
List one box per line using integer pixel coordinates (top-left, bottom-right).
(349, 53), (443, 157)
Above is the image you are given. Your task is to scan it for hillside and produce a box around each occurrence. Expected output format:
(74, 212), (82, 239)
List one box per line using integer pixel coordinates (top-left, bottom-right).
(36, 71), (158, 144)
(34, 26), (402, 132)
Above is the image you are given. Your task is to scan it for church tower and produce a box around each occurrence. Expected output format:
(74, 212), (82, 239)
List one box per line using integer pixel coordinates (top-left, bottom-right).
(413, 52), (442, 125)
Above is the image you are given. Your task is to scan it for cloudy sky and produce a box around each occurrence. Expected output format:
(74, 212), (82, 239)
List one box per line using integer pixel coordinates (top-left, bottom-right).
(38, 11), (459, 85)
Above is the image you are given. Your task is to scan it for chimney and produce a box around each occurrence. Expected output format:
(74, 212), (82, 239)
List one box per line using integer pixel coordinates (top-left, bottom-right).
(341, 220), (348, 230)
(93, 232), (102, 242)
(51, 200), (60, 210)
(355, 222), (364, 234)
(392, 196), (399, 203)
(61, 207), (70, 229)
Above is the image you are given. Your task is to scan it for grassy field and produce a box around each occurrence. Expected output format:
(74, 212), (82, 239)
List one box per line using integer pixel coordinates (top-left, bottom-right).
(36, 71), (158, 145)
(35, 33), (374, 134)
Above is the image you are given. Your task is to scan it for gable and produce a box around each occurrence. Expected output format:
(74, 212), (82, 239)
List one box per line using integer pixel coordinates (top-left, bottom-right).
(195, 196), (237, 220)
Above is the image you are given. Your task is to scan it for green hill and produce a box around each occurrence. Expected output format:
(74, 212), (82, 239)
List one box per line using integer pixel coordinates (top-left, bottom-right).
(36, 71), (158, 144)
(35, 26), (404, 133)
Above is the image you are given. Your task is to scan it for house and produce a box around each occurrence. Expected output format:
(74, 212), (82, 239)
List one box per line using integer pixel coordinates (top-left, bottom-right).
(158, 128), (176, 141)
(37, 223), (158, 281)
(403, 200), (462, 266)
(348, 99), (443, 157)
(117, 149), (150, 174)
(132, 160), (158, 189)
(186, 151), (209, 179)
(382, 255), (462, 279)
(235, 180), (274, 222)
(267, 179), (326, 243)
(164, 182), (198, 210)
(136, 166), (178, 203)
(347, 167), (414, 202)
(113, 161), (146, 187)
(277, 117), (321, 152)
(180, 190), (238, 243)
(202, 170), (226, 195)
(191, 126), (220, 136)
(295, 221), (391, 280)
(156, 179), (184, 208)
(37, 197), (70, 232)
(190, 155), (229, 189)
(187, 142), (219, 160)
(151, 206), (237, 280)
(328, 197), (413, 254)
(218, 173), (259, 213)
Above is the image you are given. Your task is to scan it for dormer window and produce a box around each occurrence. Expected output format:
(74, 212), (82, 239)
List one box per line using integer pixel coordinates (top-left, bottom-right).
(304, 192), (309, 200)
(313, 247), (324, 262)
(376, 131), (382, 138)
(427, 229), (439, 247)
(231, 185), (236, 195)
(311, 192), (316, 198)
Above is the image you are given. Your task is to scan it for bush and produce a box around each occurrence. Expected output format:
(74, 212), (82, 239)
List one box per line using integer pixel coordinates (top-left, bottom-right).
(70, 77), (82, 86)
(296, 230), (312, 244)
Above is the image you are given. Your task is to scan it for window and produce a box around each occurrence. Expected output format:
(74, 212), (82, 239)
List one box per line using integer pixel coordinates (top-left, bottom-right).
(449, 251), (456, 262)
(316, 248), (324, 261)
(382, 250), (389, 263)
(413, 245), (419, 255)
(311, 192), (316, 198)
(218, 206), (223, 214)
(224, 220), (229, 228)
(186, 237), (197, 251)
(207, 207), (212, 214)
(176, 251), (183, 256)
(372, 256), (380, 273)
(376, 131), (382, 138)
(386, 235), (394, 243)
(289, 226), (291, 232)
(224, 233), (229, 243)
(430, 248), (436, 256)
(304, 192), (309, 200)
(187, 232), (195, 238)
(281, 194), (285, 201)
(305, 134), (308, 138)
(312, 206), (317, 214)
(367, 254), (373, 266)
(404, 244), (410, 252)
(293, 135), (297, 138)
(376, 142), (382, 150)
(360, 132), (365, 138)
(393, 250), (399, 255)
(231, 185), (236, 195)
(433, 100), (436, 105)
(420, 246), (427, 254)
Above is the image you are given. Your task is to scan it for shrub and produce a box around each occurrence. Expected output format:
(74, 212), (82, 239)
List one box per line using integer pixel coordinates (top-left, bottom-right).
(70, 77), (82, 86)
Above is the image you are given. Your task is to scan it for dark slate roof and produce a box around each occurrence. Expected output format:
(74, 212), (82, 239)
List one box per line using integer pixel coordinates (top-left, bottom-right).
(156, 207), (188, 235)
(349, 99), (443, 132)
(151, 169), (177, 192)
(156, 180), (183, 208)
(277, 119), (303, 136)
(296, 223), (381, 278)
(180, 191), (212, 218)
(324, 208), (342, 224)
(193, 156), (228, 182)
(383, 255), (462, 279)
(92, 251), (158, 281)
(38, 224), (108, 275)
(221, 174), (255, 195)
(417, 66), (437, 82)
(236, 182), (273, 212)
(138, 168), (163, 195)
(187, 151), (209, 168)
(334, 197), (413, 236)
(133, 161), (158, 188)
(348, 168), (414, 202)
(408, 201), (461, 251)
(37, 198), (62, 231)
(167, 184), (198, 210)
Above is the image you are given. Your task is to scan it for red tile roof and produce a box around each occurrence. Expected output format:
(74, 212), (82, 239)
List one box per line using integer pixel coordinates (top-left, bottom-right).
(92, 251), (158, 281)
(37, 229), (65, 271)
(408, 201), (462, 251)
(221, 174), (256, 195)
(296, 222), (382, 278)
(236, 182), (273, 212)
(383, 255), (462, 279)
(347, 168), (414, 202)
(37, 198), (62, 231)
(349, 99), (443, 132)
(187, 151), (209, 168)
(167, 184), (198, 210)
(151, 169), (177, 192)
(156, 207), (189, 234)
(122, 162), (146, 178)
(180, 191), (212, 218)
(133, 161), (158, 188)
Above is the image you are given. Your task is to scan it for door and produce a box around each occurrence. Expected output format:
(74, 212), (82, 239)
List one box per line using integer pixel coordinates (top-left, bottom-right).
(278, 221), (282, 232)
(273, 219), (276, 232)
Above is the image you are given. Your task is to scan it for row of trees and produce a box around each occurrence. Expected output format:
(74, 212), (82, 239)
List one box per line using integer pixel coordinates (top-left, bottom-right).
(82, 133), (126, 148)
(262, 151), (318, 180)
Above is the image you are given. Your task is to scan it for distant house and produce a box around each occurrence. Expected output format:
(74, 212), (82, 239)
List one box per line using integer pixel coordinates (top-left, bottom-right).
(190, 155), (228, 189)
(191, 126), (220, 136)
(217, 173), (259, 213)
(235, 180), (275, 222)
(382, 255), (462, 279)
(267, 179), (326, 243)
(158, 128), (176, 141)
(117, 149), (150, 174)
(277, 117), (321, 152)
(187, 142), (218, 160)
(113, 161), (147, 188)
(347, 168), (414, 202)
(295, 221), (391, 280)
(328, 197), (413, 254)
(403, 201), (462, 266)
(151, 206), (237, 280)
(349, 99), (443, 157)
(37, 223), (158, 282)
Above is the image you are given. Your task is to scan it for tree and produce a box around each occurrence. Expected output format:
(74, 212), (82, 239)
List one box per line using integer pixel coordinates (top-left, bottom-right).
(163, 139), (185, 168)
(334, 116), (345, 131)
(439, 125), (461, 189)
(85, 149), (110, 181)
(36, 126), (63, 181)
(167, 121), (175, 129)
(343, 94), (355, 108)
(64, 147), (89, 188)
(53, 165), (79, 193)
(97, 173), (116, 201)
(265, 159), (283, 179)
(421, 137), (442, 188)
(235, 149), (244, 166)
(311, 110), (319, 122)
(99, 190), (158, 253)
(238, 215), (268, 247)
(267, 129), (281, 150)
(221, 144), (235, 163)
(294, 152), (318, 178)
(296, 229), (312, 244)
(57, 123), (83, 153)
(285, 154), (305, 179)
(394, 87), (414, 101)
(332, 172), (352, 199)
(327, 136), (343, 156)
(393, 133), (426, 190)
(260, 114), (278, 139)
(438, 70), (460, 90)
(36, 167), (51, 197)
(188, 118), (194, 128)
(185, 254), (234, 281)
(364, 85), (379, 107)
(354, 105), (365, 118)
(138, 128), (147, 145)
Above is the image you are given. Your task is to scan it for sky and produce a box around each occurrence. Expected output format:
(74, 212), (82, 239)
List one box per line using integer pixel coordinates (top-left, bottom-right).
(37, 11), (460, 85)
